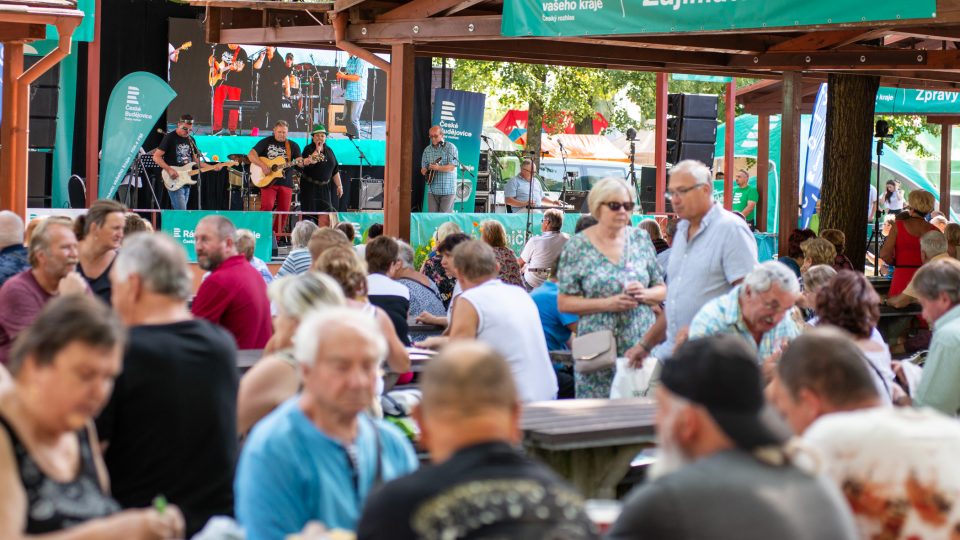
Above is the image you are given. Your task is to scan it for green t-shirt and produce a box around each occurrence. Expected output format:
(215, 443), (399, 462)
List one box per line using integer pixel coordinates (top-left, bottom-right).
(732, 183), (759, 221)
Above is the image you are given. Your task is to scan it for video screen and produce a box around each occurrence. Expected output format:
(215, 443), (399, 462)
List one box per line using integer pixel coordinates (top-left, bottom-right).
(167, 18), (388, 137)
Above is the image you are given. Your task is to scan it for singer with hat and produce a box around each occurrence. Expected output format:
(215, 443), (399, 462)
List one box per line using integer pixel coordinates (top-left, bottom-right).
(504, 158), (563, 214)
(420, 125), (459, 213)
(300, 125), (343, 216)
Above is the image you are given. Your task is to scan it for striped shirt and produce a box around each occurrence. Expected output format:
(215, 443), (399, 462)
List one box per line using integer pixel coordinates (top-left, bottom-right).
(344, 56), (369, 102)
(421, 141), (459, 196)
(275, 248), (312, 278)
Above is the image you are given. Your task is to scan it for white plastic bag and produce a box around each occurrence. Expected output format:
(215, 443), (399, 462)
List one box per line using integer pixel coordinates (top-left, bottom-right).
(610, 356), (661, 399)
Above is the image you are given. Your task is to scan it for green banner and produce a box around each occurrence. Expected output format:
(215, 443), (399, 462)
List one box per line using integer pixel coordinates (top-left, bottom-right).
(673, 74), (732, 83)
(161, 210), (273, 263)
(194, 136), (386, 167)
(99, 72), (177, 199)
(427, 89), (487, 213)
(875, 87), (960, 115)
(502, 0), (935, 37)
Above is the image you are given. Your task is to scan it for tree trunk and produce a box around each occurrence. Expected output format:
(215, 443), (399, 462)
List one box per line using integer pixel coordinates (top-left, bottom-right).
(575, 115), (594, 134)
(526, 98), (545, 169)
(821, 73), (880, 271)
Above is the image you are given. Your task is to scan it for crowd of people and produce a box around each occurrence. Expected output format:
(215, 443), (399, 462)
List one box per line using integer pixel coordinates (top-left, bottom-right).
(1, 157), (960, 539)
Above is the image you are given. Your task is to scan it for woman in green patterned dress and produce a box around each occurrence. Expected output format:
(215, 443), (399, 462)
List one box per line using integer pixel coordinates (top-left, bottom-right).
(558, 177), (665, 398)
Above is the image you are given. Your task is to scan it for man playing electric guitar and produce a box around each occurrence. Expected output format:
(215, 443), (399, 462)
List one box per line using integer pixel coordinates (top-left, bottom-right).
(208, 43), (249, 135)
(248, 120), (303, 241)
(154, 114), (209, 210)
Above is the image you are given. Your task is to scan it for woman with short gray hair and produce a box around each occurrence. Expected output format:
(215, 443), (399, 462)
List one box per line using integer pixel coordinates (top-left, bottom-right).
(393, 241), (445, 333)
(276, 220), (318, 278)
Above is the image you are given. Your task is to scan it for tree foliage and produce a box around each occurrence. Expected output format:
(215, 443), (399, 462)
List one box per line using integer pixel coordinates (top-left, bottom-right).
(878, 115), (941, 158)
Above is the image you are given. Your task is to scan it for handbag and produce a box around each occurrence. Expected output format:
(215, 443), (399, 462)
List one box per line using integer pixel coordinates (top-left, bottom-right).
(572, 330), (617, 374)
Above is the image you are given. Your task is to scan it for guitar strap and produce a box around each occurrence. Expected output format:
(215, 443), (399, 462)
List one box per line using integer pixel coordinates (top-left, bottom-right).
(284, 140), (292, 164)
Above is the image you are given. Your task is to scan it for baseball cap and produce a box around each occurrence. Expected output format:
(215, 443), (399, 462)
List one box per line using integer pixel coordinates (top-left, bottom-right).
(311, 125), (327, 135)
(661, 335), (785, 451)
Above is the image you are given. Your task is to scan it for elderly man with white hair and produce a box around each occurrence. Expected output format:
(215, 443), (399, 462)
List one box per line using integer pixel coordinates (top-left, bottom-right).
(687, 261), (803, 363)
(0, 211), (29, 287)
(235, 307), (418, 540)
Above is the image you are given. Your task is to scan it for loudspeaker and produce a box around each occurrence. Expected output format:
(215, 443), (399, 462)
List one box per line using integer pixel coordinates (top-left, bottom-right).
(638, 166), (674, 213)
(29, 118), (57, 149)
(668, 94), (719, 119)
(667, 117), (718, 144)
(476, 172), (491, 193)
(667, 141), (715, 167)
(359, 178), (384, 210)
(478, 151), (489, 174)
(28, 151), (52, 207)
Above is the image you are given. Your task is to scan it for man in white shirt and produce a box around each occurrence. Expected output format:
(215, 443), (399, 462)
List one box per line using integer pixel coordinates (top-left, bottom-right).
(518, 208), (569, 290)
(768, 327), (960, 540)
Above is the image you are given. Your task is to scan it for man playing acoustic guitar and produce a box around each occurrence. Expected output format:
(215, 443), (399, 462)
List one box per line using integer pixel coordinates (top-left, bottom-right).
(248, 120), (303, 241)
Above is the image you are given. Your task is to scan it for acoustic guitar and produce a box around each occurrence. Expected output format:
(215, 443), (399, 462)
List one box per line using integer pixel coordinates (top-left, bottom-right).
(424, 157), (442, 185)
(162, 161), (236, 192)
(251, 156), (298, 188)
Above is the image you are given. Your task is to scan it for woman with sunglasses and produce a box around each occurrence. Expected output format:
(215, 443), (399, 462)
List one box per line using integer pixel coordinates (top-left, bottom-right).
(557, 177), (665, 398)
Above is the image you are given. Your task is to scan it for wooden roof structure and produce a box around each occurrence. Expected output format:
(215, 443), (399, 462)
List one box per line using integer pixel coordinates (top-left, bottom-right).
(193, 0), (960, 251)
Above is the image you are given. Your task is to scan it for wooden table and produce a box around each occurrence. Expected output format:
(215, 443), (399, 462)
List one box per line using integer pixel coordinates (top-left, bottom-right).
(521, 398), (657, 499)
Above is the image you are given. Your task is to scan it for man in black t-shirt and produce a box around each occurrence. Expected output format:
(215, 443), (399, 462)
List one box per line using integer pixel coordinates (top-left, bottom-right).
(357, 342), (598, 540)
(97, 233), (239, 538)
(154, 114), (200, 210)
(248, 120), (302, 239)
(300, 125), (343, 215)
(209, 43), (249, 134)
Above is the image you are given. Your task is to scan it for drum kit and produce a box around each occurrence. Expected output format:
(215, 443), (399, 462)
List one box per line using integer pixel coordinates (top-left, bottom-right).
(225, 153), (300, 213)
(281, 63), (327, 131)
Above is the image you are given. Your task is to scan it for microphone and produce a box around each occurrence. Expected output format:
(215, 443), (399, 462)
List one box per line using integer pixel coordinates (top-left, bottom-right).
(345, 133), (356, 140)
(558, 139), (565, 151)
(440, 141), (446, 148)
(156, 128), (166, 134)
(480, 134), (490, 141)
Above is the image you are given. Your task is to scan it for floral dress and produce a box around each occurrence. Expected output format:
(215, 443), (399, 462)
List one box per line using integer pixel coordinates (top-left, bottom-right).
(558, 227), (664, 399)
(421, 254), (457, 309)
(493, 246), (524, 288)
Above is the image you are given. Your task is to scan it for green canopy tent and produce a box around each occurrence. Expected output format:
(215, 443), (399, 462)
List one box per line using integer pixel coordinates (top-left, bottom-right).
(715, 114), (954, 233)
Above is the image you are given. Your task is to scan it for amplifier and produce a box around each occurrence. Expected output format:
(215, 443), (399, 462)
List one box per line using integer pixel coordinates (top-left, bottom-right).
(561, 190), (589, 214)
(476, 172), (491, 193)
(358, 178), (384, 210)
(478, 152), (489, 174)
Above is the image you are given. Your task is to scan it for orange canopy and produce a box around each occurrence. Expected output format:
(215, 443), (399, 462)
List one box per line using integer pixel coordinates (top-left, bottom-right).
(540, 134), (630, 162)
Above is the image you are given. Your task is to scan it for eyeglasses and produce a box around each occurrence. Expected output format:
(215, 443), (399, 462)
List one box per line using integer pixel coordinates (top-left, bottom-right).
(602, 201), (635, 212)
(666, 183), (705, 199)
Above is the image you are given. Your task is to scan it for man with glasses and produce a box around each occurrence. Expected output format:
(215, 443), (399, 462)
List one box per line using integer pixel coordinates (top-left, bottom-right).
(688, 261), (802, 366)
(420, 126), (459, 213)
(504, 158), (563, 214)
(631, 160), (757, 363)
(154, 114), (203, 210)
(519, 208), (569, 289)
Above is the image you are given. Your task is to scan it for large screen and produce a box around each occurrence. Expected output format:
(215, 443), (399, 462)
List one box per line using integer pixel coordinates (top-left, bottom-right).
(167, 18), (387, 137)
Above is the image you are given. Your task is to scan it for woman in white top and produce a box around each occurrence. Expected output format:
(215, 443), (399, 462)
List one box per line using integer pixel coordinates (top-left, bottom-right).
(881, 179), (905, 215)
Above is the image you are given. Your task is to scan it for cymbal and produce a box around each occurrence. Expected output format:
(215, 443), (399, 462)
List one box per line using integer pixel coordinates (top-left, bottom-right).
(228, 154), (251, 165)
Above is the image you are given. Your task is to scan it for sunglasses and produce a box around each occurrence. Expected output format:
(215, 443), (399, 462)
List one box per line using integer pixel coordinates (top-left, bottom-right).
(603, 201), (635, 212)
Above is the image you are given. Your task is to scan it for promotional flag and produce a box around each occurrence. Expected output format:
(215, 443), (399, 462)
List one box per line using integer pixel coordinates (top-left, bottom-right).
(801, 83), (828, 229)
(425, 89), (486, 213)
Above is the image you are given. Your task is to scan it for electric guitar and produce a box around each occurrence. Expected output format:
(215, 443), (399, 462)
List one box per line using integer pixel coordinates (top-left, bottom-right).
(251, 156), (300, 188)
(425, 157), (443, 185)
(162, 161), (236, 192)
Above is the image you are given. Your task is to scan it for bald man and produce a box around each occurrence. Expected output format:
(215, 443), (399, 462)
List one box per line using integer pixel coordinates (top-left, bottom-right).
(420, 126), (459, 213)
(357, 341), (596, 540)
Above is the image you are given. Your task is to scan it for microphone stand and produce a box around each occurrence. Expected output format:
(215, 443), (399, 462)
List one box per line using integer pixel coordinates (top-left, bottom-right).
(481, 135), (504, 212)
(558, 138), (569, 204)
(188, 135), (205, 210)
(456, 162), (474, 213)
(347, 134), (372, 211)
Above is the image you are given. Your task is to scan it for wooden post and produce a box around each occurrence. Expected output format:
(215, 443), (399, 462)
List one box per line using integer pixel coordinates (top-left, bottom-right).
(0, 43), (24, 216)
(384, 43), (414, 240)
(941, 124), (953, 216)
(723, 79), (735, 210)
(756, 114), (770, 232)
(778, 72), (802, 257)
(85, 0), (101, 205)
(654, 73), (668, 213)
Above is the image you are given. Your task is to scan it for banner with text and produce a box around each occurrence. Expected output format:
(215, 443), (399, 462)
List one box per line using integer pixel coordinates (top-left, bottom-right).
(875, 87), (960, 115)
(426, 89), (486, 213)
(161, 210), (273, 263)
(801, 83), (828, 230)
(502, 0), (935, 37)
(99, 72), (177, 200)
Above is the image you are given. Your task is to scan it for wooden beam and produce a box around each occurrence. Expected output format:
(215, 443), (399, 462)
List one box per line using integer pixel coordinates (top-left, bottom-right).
(86, 0), (101, 205)
(0, 43), (23, 215)
(0, 23), (45, 41)
(377, 0), (466, 21)
(654, 73), (667, 214)
(941, 124), (953, 215)
(333, 0), (369, 13)
(767, 29), (880, 52)
(351, 15), (503, 42)
(729, 49), (930, 70)
(757, 114), (770, 232)
(221, 24), (334, 44)
(442, 0), (487, 16)
(724, 80), (735, 210)
(779, 71), (802, 257)
(384, 42), (414, 240)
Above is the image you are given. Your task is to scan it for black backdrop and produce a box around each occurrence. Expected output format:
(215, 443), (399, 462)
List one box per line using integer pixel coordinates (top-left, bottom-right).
(71, 0), (435, 211)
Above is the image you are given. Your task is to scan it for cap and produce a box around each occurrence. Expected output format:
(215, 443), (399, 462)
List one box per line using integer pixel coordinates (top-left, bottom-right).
(661, 335), (785, 451)
(311, 125), (327, 135)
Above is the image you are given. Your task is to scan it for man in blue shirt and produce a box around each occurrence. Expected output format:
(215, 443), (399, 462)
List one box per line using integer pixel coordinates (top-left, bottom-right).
(0, 211), (29, 287)
(530, 263), (578, 351)
(336, 55), (369, 138)
(235, 307), (418, 539)
(421, 125), (459, 213)
(504, 158), (562, 214)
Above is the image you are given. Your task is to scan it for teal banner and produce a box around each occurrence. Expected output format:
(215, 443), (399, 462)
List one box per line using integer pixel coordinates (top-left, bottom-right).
(502, 0), (935, 37)
(673, 74), (732, 83)
(160, 210), (273, 263)
(875, 87), (960, 115)
(194, 136), (386, 167)
(427, 89), (486, 213)
(99, 72), (176, 200)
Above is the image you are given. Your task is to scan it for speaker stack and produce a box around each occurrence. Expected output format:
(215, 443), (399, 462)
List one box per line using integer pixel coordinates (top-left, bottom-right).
(474, 150), (492, 212)
(666, 94), (718, 168)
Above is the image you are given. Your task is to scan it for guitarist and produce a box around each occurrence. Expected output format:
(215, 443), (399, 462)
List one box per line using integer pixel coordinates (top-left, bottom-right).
(154, 114), (201, 210)
(208, 43), (249, 135)
(300, 126), (344, 217)
(248, 120), (303, 241)
(420, 125), (459, 213)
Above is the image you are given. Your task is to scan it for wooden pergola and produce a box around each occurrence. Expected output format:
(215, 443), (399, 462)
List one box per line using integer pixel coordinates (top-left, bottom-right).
(0, 0), (83, 219)
(194, 0), (960, 252)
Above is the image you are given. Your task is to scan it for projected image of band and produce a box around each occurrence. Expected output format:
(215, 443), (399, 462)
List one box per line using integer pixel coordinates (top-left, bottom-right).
(167, 17), (387, 138)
